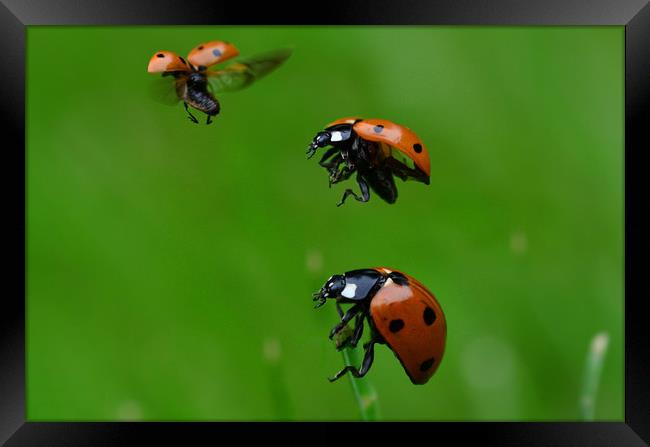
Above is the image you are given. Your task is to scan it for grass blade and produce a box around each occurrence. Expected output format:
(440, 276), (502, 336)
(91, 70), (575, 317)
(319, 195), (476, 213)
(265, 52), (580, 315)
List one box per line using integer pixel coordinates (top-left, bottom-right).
(580, 331), (610, 420)
(333, 325), (381, 421)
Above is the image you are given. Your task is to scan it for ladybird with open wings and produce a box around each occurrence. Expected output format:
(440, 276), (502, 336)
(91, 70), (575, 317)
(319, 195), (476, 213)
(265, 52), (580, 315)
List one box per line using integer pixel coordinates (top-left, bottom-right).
(306, 117), (431, 206)
(147, 41), (292, 124)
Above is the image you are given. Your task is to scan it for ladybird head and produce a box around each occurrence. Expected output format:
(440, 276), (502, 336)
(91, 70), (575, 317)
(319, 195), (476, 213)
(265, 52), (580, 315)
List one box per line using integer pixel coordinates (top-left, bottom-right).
(306, 124), (353, 159)
(312, 274), (345, 308)
(306, 131), (332, 159)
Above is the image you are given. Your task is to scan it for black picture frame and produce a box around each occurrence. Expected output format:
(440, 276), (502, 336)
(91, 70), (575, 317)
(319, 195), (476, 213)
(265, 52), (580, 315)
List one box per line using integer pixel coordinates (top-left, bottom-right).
(2, 0), (648, 445)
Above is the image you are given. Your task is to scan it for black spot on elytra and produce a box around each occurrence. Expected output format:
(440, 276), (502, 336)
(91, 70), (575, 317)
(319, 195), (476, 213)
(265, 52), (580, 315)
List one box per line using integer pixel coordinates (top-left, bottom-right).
(156, 53), (165, 58)
(423, 307), (436, 325)
(198, 45), (204, 50)
(420, 357), (435, 372)
(413, 143), (423, 153)
(389, 319), (405, 333)
(374, 124), (384, 133)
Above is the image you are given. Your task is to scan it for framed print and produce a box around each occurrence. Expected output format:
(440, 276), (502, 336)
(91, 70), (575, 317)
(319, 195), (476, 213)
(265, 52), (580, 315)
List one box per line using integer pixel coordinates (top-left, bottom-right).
(1, 0), (648, 444)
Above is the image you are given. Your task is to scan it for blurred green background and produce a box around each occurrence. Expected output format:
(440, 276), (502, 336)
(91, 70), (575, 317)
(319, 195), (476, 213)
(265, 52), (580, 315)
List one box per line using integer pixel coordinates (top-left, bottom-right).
(26, 26), (623, 421)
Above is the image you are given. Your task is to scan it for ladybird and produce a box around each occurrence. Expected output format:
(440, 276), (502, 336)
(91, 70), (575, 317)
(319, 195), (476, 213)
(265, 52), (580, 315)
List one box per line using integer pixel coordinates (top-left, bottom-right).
(147, 41), (292, 124)
(306, 118), (431, 206)
(313, 267), (446, 384)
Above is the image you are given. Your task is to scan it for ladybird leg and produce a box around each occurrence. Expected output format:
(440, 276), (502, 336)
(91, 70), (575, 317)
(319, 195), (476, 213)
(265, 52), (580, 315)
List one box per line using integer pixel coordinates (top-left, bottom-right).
(329, 165), (355, 187)
(336, 174), (370, 207)
(318, 147), (339, 168)
(335, 302), (344, 318)
(328, 340), (375, 382)
(206, 114), (213, 125)
(321, 153), (346, 180)
(328, 303), (362, 339)
(348, 315), (365, 347)
(322, 153), (346, 184)
(184, 102), (199, 124)
(357, 175), (370, 200)
(337, 314), (365, 351)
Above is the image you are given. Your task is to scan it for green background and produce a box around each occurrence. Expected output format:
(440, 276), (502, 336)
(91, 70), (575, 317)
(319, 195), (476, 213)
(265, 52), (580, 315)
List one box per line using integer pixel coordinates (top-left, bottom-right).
(27, 26), (624, 421)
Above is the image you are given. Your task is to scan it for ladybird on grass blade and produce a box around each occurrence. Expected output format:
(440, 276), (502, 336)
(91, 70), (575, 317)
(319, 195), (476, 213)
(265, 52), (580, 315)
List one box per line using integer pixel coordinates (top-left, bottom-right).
(147, 41), (292, 124)
(306, 118), (431, 206)
(313, 267), (446, 385)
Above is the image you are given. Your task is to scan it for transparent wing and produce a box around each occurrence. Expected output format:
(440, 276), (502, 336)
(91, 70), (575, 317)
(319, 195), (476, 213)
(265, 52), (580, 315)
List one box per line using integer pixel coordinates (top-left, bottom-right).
(147, 73), (187, 106)
(206, 48), (293, 94)
(379, 143), (430, 184)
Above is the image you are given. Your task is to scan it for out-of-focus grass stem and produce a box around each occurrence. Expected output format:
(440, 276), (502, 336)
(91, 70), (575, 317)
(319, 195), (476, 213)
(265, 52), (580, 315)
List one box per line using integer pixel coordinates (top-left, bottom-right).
(580, 332), (609, 420)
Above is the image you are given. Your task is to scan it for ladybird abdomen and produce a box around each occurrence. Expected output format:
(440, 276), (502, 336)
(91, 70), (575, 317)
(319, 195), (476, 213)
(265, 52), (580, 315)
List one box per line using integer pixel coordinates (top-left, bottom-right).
(187, 89), (220, 116)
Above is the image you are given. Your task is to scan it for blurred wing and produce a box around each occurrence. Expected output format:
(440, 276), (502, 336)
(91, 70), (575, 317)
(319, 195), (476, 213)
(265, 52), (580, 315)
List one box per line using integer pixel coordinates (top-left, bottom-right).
(206, 48), (293, 93)
(380, 143), (430, 184)
(148, 74), (187, 106)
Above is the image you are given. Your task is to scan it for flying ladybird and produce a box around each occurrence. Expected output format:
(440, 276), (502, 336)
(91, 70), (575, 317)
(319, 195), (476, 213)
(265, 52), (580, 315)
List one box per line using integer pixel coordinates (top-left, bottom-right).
(147, 41), (292, 124)
(313, 267), (446, 385)
(306, 117), (431, 206)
